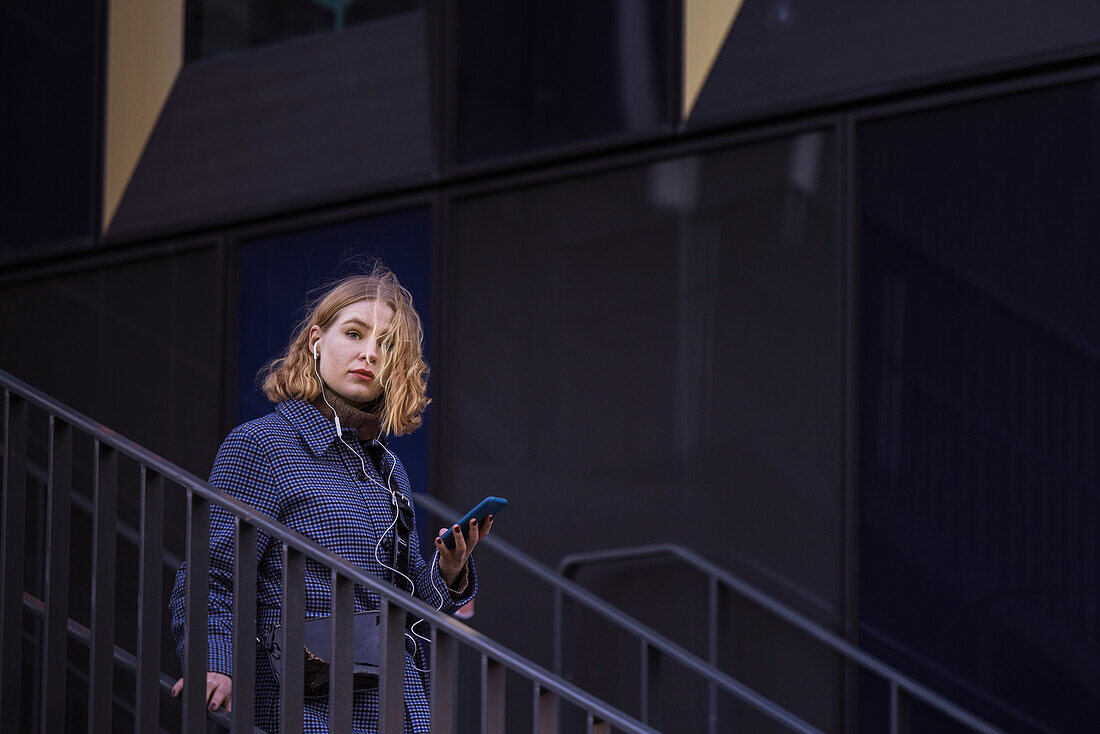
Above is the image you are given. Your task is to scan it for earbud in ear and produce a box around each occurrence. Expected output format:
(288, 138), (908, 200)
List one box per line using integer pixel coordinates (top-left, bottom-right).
(313, 339), (321, 359)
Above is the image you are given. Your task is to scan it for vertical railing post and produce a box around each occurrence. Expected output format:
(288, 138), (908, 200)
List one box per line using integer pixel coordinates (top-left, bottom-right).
(378, 598), (406, 732)
(41, 416), (71, 734)
(233, 518), (258, 733)
(889, 681), (911, 734)
(586, 713), (611, 734)
(89, 441), (118, 733)
(640, 641), (660, 729)
(136, 467), (164, 734)
(430, 626), (457, 734)
(0, 391), (28, 733)
(534, 684), (559, 734)
(707, 573), (719, 734)
(328, 571), (354, 732)
(183, 492), (210, 734)
(481, 655), (504, 734)
(281, 544), (305, 734)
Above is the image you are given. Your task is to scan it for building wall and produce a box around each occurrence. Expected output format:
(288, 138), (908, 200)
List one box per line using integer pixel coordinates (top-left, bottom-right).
(3, 3), (1099, 732)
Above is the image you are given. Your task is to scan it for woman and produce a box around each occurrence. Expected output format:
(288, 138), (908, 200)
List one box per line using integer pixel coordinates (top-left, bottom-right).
(168, 265), (490, 732)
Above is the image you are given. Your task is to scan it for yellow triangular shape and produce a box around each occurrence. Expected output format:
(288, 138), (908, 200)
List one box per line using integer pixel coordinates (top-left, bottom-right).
(683, 0), (746, 121)
(102, 0), (184, 234)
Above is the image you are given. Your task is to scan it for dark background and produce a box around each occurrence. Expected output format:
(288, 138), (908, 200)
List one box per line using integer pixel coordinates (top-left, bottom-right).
(3, 1), (1099, 732)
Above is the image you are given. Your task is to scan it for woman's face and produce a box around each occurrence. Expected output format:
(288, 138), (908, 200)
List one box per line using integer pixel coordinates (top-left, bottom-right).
(309, 299), (394, 405)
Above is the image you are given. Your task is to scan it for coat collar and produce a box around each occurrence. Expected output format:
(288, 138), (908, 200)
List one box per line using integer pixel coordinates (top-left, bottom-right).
(275, 398), (388, 458)
(275, 398), (345, 457)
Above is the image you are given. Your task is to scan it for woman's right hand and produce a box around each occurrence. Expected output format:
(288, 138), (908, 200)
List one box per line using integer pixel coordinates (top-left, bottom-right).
(170, 672), (233, 711)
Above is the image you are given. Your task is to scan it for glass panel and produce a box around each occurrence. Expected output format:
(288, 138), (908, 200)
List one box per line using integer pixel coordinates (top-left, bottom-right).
(455, 0), (670, 163)
(447, 132), (839, 731)
(0, 0), (96, 252)
(185, 0), (424, 62)
(859, 79), (1100, 734)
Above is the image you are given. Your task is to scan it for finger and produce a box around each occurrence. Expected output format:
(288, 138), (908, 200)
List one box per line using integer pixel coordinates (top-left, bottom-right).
(206, 678), (218, 705)
(482, 514), (494, 538)
(171, 677), (183, 697)
(209, 682), (231, 711)
(451, 524), (468, 556)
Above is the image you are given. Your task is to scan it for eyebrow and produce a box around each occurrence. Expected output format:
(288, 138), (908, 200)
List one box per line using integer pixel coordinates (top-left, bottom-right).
(342, 317), (373, 329)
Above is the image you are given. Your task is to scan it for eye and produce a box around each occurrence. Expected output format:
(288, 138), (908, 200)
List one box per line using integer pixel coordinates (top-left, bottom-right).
(346, 330), (362, 340)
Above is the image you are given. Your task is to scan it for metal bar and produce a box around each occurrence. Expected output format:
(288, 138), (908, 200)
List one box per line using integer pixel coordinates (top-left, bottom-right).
(281, 544), (305, 734)
(431, 626), (457, 734)
(707, 573), (719, 734)
(588, 716), (611, 734)
(233, 518), (259, 732)
(22, 590), (268, 732)
(379, 598), (406, 733)
(329, 571), (355, 733)
(559, 541), (1009, 734)
(552, 585), (564, 675)
(481, 655), (504, 734)
(89, 441), (118, 733)
(136, 467), (164, 734)
(41, 416), (71, 734)
(0, 371), (658, 734)
(645, 643), (661, 730)
(535, 685), (559, 734)
(890, 681), (912, 734)
(184, 491), (210, 734)
(0, 391), (27, 734)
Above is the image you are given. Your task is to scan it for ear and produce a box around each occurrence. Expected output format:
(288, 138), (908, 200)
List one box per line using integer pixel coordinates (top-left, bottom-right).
(308, 325), (323, 357)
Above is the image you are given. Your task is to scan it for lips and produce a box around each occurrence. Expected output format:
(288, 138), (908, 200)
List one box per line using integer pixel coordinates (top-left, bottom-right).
(350, 369), (374, 381)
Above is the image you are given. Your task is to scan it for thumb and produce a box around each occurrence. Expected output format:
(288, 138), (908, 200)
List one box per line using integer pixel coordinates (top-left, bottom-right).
(171, 677), (183, 697)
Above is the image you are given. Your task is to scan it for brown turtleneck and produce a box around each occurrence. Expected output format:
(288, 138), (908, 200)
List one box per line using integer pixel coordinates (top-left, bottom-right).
(311, 385), (383, 442)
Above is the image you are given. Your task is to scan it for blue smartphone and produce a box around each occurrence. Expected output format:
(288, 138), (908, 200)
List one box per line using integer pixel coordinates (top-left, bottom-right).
(440, 496), (507, 550)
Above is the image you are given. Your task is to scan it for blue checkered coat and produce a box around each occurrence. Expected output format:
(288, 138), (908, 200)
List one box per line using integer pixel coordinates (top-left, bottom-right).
(169, 398), (476, 733)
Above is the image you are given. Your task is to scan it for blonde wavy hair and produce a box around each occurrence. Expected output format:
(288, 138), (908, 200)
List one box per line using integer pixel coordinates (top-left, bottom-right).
(259, 265), (430, 436)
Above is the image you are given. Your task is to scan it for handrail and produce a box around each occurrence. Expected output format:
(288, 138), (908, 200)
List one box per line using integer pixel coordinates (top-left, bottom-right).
(558, 543), (1009, 734)
(412, 492), (824, 734)
(21, 591), (250, 732)
(0, 368), (655, 734)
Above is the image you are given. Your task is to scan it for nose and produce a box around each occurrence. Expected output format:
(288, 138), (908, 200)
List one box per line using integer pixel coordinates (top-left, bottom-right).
(363, 340), (379, 365)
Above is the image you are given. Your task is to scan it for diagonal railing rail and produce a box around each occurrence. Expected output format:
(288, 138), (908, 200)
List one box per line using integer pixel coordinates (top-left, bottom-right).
(558, 543), (1010, 734)
(0, 368), (656, 734)
(412, 493), (824, 734)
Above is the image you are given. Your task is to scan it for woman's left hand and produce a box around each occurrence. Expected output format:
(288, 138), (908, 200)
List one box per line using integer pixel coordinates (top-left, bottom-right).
(435, 515), (494, 587)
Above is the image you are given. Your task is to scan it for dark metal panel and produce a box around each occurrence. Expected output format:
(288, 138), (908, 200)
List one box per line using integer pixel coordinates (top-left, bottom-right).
(136, 467), (164, 734)
(41, 417), (72, 734)
(328, 572), (354, 732)
(233, 518), (258, 732)
(89, 441), (118, 733)
(184, 492), (210, 733)
(106, 11), (435, 243)
(0, 391), (27, 733)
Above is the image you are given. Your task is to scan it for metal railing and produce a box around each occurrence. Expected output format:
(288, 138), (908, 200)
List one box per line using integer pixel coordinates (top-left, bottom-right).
(413, 493), (823, 734)
(558, 543), (1010, 734)
(0, 368), (656, 734)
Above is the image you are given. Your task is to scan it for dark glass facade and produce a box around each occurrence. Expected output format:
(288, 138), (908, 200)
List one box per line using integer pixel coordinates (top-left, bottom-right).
(859, 80), (1100, 733)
